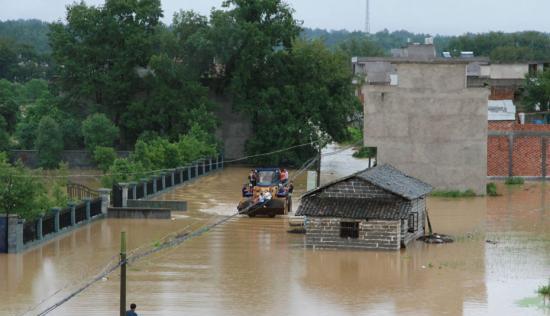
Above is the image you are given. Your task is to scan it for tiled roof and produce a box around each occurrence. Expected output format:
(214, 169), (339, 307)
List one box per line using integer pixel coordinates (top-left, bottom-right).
(355, 164), (432, 200)
(302, 164), (432, 201)
(296, 197), (410, 220)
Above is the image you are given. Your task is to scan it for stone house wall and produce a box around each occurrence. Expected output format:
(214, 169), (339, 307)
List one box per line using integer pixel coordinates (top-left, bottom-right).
(400, 198), (426, 246)
(305, 217), (401, 250)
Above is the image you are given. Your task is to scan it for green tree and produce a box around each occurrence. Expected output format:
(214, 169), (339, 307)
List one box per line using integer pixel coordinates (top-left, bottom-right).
(81, 113), (119, 151)
(35, 116), (63, 168)
(338, 37), (386, 58)
(0, 153), (46, 219)
(49, 0), (163, 145)
(523, 70), (550, 113)
(0, 116), (9, 152)
(93, 146), (117, 173)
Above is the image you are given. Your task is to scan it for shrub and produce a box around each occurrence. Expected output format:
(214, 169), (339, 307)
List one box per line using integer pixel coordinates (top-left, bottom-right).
(431, 190), (477, 198)
(352, 146), (377, 159)
(93, 146), (117, 172)
(505, 177), (524, 185)
(101, 158), (145, 187)
(82, 113), (119, 151)
(35, 116), (63, 169)
(0, 153), (47, 220)
(486, 183), (499, 196)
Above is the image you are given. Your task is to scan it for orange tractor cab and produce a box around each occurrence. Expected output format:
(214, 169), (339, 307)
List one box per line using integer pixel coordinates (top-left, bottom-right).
(237, 168), (292, 217)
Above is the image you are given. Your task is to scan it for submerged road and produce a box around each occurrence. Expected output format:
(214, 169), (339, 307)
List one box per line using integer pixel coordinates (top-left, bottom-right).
(0, 145), (549, 316)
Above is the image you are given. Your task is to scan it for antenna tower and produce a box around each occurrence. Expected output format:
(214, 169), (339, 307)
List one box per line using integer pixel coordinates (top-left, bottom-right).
(365, 0), (371, 34)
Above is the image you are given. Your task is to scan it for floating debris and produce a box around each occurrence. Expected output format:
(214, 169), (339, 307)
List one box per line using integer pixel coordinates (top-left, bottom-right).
(486, 240), (498, 245)
(418, 233), (454, 244)
(287, 228), (306, 234)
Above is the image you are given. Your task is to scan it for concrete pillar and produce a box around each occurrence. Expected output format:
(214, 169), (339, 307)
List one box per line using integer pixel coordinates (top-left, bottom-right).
(179, 168), (184, 182)
(98, 189), (112, 214)
(37, 215), (43, 240)
(84, 198), (91, 220)
(69, 202), (76, 226)
(508, 134), (514, 177)
(52, 207), (61, 232)
(195, 161), (199, 177)
(208, 158), (212, 173)
(141, 178), (148, 198)
(161, 174), (166, 190)
(7, 215), (24, 253)
(202, 159), (206, 175)
(152, 176), (158, 193)
(170, 170), (175, 186)
(188, 166), (192, 179)
(129, 182), (137, 200)
(119, 183), (129, 208)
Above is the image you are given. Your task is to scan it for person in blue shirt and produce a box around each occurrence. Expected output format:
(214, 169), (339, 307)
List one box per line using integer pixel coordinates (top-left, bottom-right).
(126, 303), (138, 316)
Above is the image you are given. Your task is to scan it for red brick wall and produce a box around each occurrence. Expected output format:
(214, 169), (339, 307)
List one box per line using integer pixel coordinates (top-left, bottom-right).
(488, 122), (550, 177)
(512, 137), (542, 176)
(487, 137), (509, 176)
(489, 87), (515, 100)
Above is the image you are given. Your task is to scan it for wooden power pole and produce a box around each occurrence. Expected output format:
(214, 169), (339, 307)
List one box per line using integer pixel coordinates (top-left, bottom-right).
(316, 143), (321, 188)
(120, 231), (127, 316)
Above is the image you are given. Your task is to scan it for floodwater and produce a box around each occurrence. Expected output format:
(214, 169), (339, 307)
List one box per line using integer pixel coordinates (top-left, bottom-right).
(0, 146), (549, 316)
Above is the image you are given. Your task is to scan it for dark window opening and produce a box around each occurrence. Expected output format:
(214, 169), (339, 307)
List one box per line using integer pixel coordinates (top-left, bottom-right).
(528, 64), (538, 76)
(408, 212), (418, 233)
(340, 222), (359, 239)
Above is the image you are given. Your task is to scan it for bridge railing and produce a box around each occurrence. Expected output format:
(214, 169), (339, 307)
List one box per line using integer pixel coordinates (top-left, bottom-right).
(111, 153), (224, 207)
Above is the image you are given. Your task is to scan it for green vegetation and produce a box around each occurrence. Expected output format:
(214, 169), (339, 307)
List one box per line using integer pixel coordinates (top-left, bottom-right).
(431, 190), (477, 198)
(505, 177), (525, 185)
(35, 116), (63, 169)
(522, 69), (550, 113)
(343, 126), (363, 145)
(538, 283), (550, 304)
(82, 114), (119, 152)
(93, 146), (117, 173)
(352, 146), (377, 159)
(486, 183), (499, 196)
(0, 153), (68, 220)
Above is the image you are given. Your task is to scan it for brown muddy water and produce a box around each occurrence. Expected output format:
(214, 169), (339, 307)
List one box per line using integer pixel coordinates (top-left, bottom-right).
(0, 147), (549, 316)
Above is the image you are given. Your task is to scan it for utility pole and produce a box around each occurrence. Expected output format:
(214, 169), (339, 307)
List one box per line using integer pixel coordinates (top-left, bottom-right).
(365, 0), (371, 34)
(120, 231), (127, 316)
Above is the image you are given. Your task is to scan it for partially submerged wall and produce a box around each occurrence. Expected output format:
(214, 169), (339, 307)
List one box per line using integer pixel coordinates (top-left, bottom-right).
(363, 62), (489, 194)
(305, 217), (401, 250)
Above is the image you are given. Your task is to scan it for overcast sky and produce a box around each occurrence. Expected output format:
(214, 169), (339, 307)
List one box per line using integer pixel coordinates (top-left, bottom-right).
(0, 0), (548, 35)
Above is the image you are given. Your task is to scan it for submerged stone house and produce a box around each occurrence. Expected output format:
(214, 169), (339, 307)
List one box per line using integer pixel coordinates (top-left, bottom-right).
(296, 164), (432, 250)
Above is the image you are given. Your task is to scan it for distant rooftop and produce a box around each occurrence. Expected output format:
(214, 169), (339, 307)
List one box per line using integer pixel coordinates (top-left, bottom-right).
(352, 56), (490, 64)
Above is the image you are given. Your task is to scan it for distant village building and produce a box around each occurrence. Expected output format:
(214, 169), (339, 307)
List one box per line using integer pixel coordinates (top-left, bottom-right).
(352, 54), (490, 194)
(296, 164), (432, 250)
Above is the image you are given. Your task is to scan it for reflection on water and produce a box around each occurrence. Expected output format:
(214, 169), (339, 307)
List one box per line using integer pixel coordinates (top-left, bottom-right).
(0, 147), (548, 316)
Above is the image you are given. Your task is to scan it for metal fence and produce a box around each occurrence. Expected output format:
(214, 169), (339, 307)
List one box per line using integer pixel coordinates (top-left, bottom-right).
(67, 181), (100, 201)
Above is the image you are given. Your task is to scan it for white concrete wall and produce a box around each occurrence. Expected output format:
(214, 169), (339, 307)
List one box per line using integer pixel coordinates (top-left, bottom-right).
(363, 63), (489, 194)
(490, 64), (529, 79)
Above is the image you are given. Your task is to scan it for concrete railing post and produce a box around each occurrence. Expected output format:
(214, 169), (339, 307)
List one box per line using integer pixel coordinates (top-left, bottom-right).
(129, 182), (137, 200)
(7, 215), (24, 253)
(37, 215), (43, 240)
(161, 174), (166, 191)
(141, 178), (148, 198)
(170, 170), (175, 186)
(208, 158), (212, 173)
(152, 176), (158, 193)
(98, 189), (112, 214)
(202, 159), (206, 175)
(84, 198), (91, 221)
(188, 166), (192, 180)
(195, 161), (199, 177)
(179, 168), (184, 183)
(119, 183), (129, 208)
(69, 202), (76, 226)
(52, 207), (61, 232)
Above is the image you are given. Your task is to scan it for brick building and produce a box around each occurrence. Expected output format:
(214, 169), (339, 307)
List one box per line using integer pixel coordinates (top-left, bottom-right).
(488, 122), (550, 179)
(296, 164), (432, 251)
